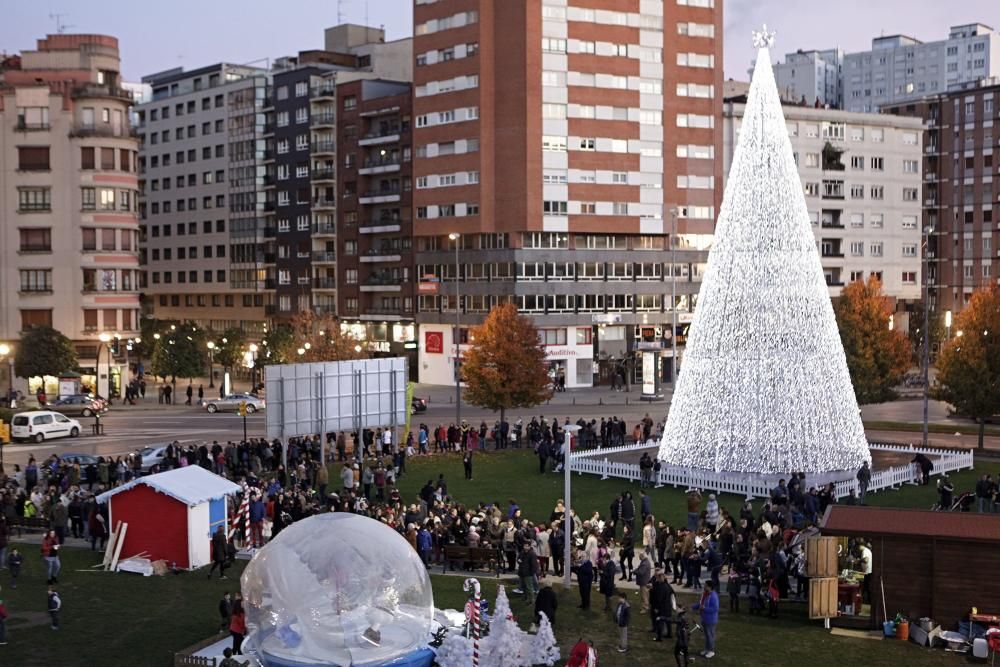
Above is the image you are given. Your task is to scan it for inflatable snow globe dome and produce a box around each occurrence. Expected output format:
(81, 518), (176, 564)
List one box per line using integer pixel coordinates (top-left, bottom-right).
(241, 513), (435, 667)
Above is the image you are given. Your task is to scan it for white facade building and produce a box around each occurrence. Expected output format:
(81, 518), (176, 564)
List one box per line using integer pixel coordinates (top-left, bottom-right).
(723, 102), (925, 314)
(773, 48), (844, 108)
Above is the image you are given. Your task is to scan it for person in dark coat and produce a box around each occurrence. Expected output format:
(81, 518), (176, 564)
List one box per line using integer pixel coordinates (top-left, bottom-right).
(599, 558), (618, 611)
(218, 591), (233, 632)
(650, 570), (675, 640)
(208, 526), (230, 579)
(534, 582), (558, 627)
(577, 559), (594, 610)
(673, 608), (691, 666)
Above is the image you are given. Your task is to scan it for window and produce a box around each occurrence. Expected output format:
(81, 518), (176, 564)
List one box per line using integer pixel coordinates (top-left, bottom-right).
(20, 309), (53, 330)
(850, 155), (865, 170)
(81, 187), (96, 210)
(18, 187), (51, 211)
(870, 157), (884, 170)
(850, 213), (864, 227)
(543, 200), (567, 216)
(869, 242), (883, 257)
(870, 213), (883, 228)
(542, 135), (567, 152)
(343, 96), (357, 111)
(805, 182), (820, 197)
(542, 38), (567, 53)
(870, 185), (884, 200)
(902, 188), (918, 202)
(901, 271), (917, 284)
(850, 242), (864, 256)
(901, 244), (917, 257)
(17, 146), (50, 171)
(850, 184), (865, 199)
(903, 159), (919, 173)
(81, 147), (95, 169)
(578, 138), (596, 151)
(20, 269), (52, 292)
(19, 228), (51, 252)
(538, 329), (568, 346)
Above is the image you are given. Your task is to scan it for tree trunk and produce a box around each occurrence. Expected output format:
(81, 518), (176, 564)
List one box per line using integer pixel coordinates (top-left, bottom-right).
(979, 419), (986, 451)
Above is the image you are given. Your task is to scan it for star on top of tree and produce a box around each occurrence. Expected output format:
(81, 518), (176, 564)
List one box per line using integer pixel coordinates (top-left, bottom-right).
(752, 24), (775, 49)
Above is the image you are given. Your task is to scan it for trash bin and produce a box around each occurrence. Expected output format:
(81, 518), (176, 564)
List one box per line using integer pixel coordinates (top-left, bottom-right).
(883, 621), (896, 637)
(896, 619), (909, 641)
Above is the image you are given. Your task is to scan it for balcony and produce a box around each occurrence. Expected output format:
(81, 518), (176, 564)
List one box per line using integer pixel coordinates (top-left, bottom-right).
(313, 277), (337, 290)
(359, 188), (401, 205)
(821, 250), (845, 258)
(15, 120), (51, 131)
(311, 84), (336, 99)
(311, 112), (336, 128)
(265, 305), (278, 316)
(924, 144), (939, 154)
(313, 197), (336, 210)
(72, 84), (133, 102)
(358, 157), (402, 175)
(359, 129), (401, 146)
(360, 280), (403, 293)
(18, 203), (51, 213)
(311, 141), (335, 155)
(313, 304), (337, 316)
(311, 167), (335, 181)
(360, 250), (403, 263)
(924, 172), (939, 182)
(69, 123), (139, 138)
(360, 221), (403, 234)
(312, 221), (336, 236)
(821, 222), (845, 229)
(313, 251), (336, 263)
(825, 279), (846, 287)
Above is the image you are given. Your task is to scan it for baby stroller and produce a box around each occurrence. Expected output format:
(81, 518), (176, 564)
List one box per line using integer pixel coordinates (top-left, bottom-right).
(949, 491), (975, 512)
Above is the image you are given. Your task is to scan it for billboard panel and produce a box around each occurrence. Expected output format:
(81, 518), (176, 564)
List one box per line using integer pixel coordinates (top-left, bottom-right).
(264, 357), (407, 440)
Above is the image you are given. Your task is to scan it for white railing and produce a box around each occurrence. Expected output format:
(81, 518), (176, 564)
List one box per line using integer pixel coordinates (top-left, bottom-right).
(570, 441), (974, 501)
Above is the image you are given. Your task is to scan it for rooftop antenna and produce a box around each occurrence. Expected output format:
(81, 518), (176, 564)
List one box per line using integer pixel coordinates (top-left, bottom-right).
(49, 13), (74, 34)
(337, 0), (347, 25)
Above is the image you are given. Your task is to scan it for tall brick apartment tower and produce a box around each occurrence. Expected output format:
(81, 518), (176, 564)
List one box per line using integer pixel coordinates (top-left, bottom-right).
(412, 0), (722, 388)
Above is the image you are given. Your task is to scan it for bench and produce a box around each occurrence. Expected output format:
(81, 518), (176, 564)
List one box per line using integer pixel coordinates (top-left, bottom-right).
(10, 516), (50, 534)
(442, 545), (501, 577)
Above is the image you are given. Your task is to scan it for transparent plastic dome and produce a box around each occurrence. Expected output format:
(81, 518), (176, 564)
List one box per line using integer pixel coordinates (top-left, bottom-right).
(241, 513), (434, 667)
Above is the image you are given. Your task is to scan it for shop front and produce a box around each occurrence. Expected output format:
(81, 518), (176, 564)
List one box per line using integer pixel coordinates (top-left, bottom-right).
(417, 324), (596, 388)
(341, 321), (417, 377)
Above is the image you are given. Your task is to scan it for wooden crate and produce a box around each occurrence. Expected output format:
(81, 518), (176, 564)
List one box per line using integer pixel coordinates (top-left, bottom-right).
(806, 536), (839, 578)
(809, 577), (839, 619)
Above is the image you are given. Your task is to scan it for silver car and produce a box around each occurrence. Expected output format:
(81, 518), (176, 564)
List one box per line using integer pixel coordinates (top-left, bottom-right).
(204, 393), (266, 414)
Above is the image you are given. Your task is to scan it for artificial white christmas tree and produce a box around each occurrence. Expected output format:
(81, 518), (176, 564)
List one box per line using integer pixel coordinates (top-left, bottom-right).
(658, 26), (871, 474)
(529, 612), (560, 666)
(433, 631), (475, 667)
(481, 585), (530, 667)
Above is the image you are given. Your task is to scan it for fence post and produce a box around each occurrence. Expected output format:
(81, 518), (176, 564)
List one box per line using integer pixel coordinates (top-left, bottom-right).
(602, 458), (609, 481)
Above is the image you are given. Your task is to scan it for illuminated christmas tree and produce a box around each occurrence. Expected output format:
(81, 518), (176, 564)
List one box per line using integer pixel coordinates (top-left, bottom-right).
(658, 27), (871, 474)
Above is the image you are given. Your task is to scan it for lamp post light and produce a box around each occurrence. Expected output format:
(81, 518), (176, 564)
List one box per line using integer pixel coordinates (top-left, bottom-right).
(448, 232), (462, 428)
(921, 225), (933, 450)
(206, 341), (216, 388)
(945, 310), (953, 340)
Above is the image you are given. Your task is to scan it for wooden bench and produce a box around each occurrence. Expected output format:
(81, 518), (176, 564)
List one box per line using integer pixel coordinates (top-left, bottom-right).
(10, 516), (50, 534)
(442, 545), (501, 577)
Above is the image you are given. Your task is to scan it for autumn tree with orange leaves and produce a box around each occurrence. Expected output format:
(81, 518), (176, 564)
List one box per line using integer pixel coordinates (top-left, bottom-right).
(461, 303), (553, 423)
(934, 287), (1000, 450)
(833, 276), (912, 404)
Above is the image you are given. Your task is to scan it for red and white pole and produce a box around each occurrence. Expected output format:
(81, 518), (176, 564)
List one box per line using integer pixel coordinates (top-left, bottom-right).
(463, 578), (481, 667)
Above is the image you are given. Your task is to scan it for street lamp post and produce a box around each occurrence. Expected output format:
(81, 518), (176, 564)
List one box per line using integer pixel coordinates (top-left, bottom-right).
(207, 341), (216, 388)
(249, 343), (259, 393)
(98, 332), (111, 399)
(562, 424), (581, 588)
(921, 225), (933, 449)
(670, 207), (678, 385)
(449, 232), (462, 428)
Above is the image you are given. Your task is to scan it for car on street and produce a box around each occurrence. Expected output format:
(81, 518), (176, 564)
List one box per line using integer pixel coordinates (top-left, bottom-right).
(11, 410), (82, 443)
(58, 452), (100, 467)
(204, 393), (266, 414)
(48, 394), (109, 418)
(411, 396), (428, 414)
(138, 444), (169, 472)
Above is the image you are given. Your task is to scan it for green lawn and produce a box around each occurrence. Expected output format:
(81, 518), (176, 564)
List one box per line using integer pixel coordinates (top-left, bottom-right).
(1, 449), (981, 667)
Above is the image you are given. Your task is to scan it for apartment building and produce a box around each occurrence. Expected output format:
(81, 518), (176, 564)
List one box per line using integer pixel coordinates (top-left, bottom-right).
(266, 25), (412, 330)
(336, 79), (416, 357)
(884, 85), (1000, 315)
(0, 34), (140, 395)
(772, 48), (844, 108)
(138, 64), (271, 335)
(844, 23), (1000, 112)
(412, 0), (723, 388)
(723, 100), (924, 319)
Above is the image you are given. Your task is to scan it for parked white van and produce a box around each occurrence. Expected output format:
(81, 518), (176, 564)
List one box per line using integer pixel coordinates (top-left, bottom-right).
(11, 410), (82, 443)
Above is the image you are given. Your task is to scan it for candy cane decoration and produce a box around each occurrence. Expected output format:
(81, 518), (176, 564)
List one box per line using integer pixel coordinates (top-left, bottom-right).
(463, 578), (481, 667)
(228, 483), (250, 544)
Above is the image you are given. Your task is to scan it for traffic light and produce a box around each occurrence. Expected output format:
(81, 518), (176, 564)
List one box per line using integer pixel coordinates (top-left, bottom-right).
(110, 338), (120, 356)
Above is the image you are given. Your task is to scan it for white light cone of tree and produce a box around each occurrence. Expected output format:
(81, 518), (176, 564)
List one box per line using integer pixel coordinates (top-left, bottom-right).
(658, 31), (871, 474)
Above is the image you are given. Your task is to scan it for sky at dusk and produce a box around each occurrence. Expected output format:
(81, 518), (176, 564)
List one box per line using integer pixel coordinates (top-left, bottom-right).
(1, 0), (998, 81)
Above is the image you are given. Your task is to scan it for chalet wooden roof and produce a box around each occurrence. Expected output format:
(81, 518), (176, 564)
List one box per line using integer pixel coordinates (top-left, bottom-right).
(820, 505), (1000, 544)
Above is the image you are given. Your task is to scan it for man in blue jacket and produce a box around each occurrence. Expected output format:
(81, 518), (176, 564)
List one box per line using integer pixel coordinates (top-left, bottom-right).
(691, 581), (719, 659)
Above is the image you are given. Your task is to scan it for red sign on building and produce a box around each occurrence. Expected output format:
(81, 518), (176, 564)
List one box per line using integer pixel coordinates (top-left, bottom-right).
(425, 331), (444, 354)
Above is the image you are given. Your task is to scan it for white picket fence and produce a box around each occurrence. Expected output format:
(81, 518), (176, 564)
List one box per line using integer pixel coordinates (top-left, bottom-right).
(569, 441), (975, 501)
